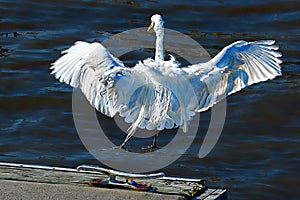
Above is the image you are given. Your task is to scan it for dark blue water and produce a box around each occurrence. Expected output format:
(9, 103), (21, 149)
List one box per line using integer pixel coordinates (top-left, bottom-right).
(1, 1), (300, 199)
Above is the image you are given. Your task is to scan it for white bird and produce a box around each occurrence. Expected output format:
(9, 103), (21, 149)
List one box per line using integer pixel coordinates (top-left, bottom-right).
(50, 14), (282, 149)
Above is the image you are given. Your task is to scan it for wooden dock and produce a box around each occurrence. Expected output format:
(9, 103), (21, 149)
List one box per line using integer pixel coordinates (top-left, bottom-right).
(0, 162), (226, 200)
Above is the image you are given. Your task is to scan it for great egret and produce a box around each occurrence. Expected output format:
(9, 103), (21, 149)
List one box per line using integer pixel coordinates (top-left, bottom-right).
(50, 14), (282, 149)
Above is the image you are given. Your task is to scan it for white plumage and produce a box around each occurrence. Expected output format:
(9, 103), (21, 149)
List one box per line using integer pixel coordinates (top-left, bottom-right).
(50, 14), (282, 147)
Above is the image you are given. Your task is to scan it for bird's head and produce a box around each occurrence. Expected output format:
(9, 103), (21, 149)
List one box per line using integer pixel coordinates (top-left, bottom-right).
(147, 14), (164, 32)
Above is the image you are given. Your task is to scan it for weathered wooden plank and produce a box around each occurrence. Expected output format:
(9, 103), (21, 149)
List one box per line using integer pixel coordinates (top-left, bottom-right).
(0, 164), (203, 197)
(0, 179), (186, 200)
(193, 188), (216, 199)
(203, 189), (227, 200)
(0, 163), (226, 199)
(193, 188), (227, 200)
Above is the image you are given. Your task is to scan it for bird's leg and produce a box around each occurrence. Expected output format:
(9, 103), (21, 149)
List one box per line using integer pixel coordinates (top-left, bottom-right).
(151, 134), (158, 149)
(142, 134), (159, 152)
(112, 135), (132, 151)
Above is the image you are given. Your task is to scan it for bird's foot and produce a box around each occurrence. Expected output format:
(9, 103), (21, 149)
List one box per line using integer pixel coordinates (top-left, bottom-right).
(112, 143), (128, 151)
(141, 144), (159, 152)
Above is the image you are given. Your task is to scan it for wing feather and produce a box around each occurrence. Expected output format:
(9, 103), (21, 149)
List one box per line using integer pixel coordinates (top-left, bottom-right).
(185, 40), (282, 112)
(51, 41), (128, 117)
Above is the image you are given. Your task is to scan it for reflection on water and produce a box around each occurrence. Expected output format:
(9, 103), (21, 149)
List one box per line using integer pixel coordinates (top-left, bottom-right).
(0, 1), (299, 199)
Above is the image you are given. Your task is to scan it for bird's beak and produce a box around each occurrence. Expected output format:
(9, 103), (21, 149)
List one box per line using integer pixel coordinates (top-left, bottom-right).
(147, 22), (153, 32)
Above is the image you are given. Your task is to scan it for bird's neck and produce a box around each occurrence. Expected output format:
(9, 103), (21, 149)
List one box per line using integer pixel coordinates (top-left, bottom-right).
(155, 27), (164, 61)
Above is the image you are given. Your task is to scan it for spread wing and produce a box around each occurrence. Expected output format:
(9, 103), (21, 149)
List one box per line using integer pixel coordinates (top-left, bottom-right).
(183, 40), (282, 112)
(50, 41), (129, 117)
